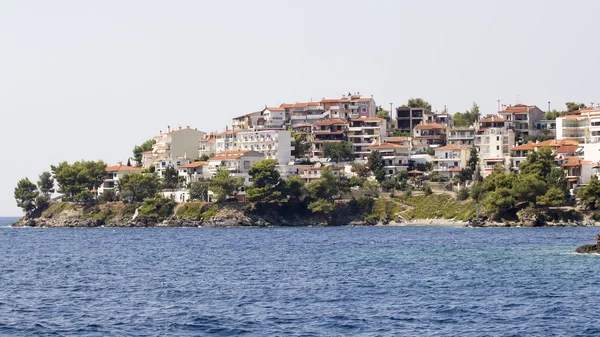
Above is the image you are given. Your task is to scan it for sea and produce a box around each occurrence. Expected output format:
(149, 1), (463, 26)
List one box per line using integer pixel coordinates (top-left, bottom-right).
(0, 216), (599, 336)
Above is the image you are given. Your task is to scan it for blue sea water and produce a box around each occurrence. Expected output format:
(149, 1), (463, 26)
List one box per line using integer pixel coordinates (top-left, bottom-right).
(0, 218), (599, 336)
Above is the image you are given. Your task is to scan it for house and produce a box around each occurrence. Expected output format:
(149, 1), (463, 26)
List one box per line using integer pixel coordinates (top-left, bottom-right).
(98, 164), (143, 195)
(288, 102), (329, 128)
(499, 104), (545, 138)
(556, 107), (600, 144)
(396, 106), (430, 133)
(237, 128), (292, 164)
(475, 116), (515, 176)
(231, 111), (263, 130)
(433, 145), (471, 178)
(558, 156), (595, 192)
(178, 161), (209, 185)
(413, 123), (446, 147)
(207, 150), (265, 185)
(366, 143), (411, 177)
(447, 126), (476, 147)
(310, 119), (348, 159)
(199, 134), (217, 159)
(510, 139), (581, 171)
(152, 157), (193, 178)
(348, 117), (386, 160)
(140, 151), (154, 169)
(297, 164), (345, 183)
(383, 137), (412, 147)
(152, 125), (206, 161)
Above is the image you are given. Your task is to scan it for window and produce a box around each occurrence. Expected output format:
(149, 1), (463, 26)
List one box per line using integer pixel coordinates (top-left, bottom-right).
(496, 136), (499, 141)
(496, 146), (500, 150)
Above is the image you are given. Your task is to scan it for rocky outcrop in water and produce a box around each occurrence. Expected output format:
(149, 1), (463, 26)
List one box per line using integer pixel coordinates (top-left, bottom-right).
(575, 244), (600, 254)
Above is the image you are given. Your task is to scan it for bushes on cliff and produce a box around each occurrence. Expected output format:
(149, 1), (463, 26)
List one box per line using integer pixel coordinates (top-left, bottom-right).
(117, 173), (161, 202)
(139, 195), (175, 220)
(210, 169), (244, 202)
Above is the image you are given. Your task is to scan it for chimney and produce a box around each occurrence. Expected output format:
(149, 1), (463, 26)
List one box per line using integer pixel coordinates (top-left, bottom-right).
(179, 126), (182, 130)
(160, 130), (162, 135)
(187, 125), (190, 129)
(167, 125), (171, 132)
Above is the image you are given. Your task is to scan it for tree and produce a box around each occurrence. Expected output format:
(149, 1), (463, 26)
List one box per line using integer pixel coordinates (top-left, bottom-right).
(305, 168), (340, 202)
(367, 150), (385, 182)
(544, 109), (567, 120)
(391, 130), (411, 137)
(407, 97), (432, 110)
(117, 173), (161, 202)
(511, 174), (547, 206)
(518, 147), (554, 181)
(162, 165), (179, 189)
(291, 132), (310, 158)
(376, 106), (390, 120)
(132, 139), (156, 167)
(98, 189), (117, 203)
(566, 102), (586, 113)
(351, 163), (371, 179)
(422, 183), (433, 196)
(578, 179), (600, 210)
(210, 169), (244, 202)
(51, 160), (107, 201)
(537, 187), (565, 208)
(307, 199), (335, 221)
(189, 180), (210, 201)
(37, 171), (54, 196)
(199, 153), (214, 161)
(322, 142), (353, 163)
(482, 188), (516, 219)
(363, 179), (380, 196)
(246, 159), (283, 202)
(453, 102), (480, 127)
(283, 175), (305, 202)
(14, 178), (40, 215)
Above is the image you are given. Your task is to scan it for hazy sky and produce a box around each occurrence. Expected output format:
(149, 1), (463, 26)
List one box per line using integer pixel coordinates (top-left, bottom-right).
(2, 0), (600, 216)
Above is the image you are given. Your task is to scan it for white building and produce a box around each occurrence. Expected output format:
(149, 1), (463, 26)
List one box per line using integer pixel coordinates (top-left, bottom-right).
(152, 125), (206, 161)
(199, 134), (217, 159)
(556, 108), (600, 144)
(178, 161), (210, 185)
(433, 145), (471, 178)
(447, 127), (476, 147)
(238, 128), (292, 164)
(475, 116), (515, 176)
(207, 150), (265, 185)
(98, 164), (143, 195)
(348, 117), (386, 161)
(152, 157), (193, 178)
(366, 143), (410, 177)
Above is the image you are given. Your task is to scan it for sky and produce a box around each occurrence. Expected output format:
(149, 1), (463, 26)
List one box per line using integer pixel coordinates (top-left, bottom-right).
(2, 0), (600, 216)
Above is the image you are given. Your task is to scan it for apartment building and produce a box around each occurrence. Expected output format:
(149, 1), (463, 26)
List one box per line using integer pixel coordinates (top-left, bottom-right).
(556, 107), (600, 144)
(238, 128), (292, 164)
(199, 134), (217, 159)
(287, 102), (329, 128)
(447, 126), (476, 147)
(396, 106), (430, 133)
(498, 104), (545, 138)
(153, 157), (193, 178)
(98, 164), (143, 195)
(432, 145), (470, 178)
(152, 126), (206, 161)
(475, 116), (515, 176)
(510, 139), (580, 171)
(310, 119), (348, 159)
(215, 129), (240, 153)
(178, 161), (210, 185)
(348, 117), (386, 160)
(383, 137), (412, 147)
(366, 143), (410, 176)
(412, 123), (447, 147)
(207, 150), (265, 185)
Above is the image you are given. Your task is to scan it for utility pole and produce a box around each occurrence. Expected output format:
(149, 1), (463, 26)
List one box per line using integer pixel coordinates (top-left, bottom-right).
(548, 101), (551, 114)
(389, 102), (393, 119)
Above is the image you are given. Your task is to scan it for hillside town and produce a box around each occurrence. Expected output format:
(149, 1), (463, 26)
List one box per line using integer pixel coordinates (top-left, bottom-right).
(92, 93), (600, 204)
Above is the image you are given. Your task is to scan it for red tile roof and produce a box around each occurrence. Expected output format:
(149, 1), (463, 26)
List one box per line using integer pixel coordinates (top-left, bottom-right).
(511, 143), (535, 151)
(449, 168), (462, 172)
(436, 144), (463, 151)
(555, 145), (581, 154)
(312, 119), (347, 126)
(266, 107), (285, 112)
(479, 116), (505, 123)
(366, 143), (409, 150)
(351, 117), (382, 122)
(408, 170), (424, 174)
(106, 165), (143, 172)
(179, 161), (208, 168)
(415, 123), (446, 130)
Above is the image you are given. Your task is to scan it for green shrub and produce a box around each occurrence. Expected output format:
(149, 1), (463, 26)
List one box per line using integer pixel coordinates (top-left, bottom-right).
(457, 188), (470, 201)
(139, 195), (176, 220)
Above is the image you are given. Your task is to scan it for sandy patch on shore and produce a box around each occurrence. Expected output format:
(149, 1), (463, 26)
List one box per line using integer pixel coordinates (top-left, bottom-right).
(382, 219), (468, 227)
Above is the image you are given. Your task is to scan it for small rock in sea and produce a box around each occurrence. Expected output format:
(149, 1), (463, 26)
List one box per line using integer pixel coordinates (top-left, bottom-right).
(575, 244), (600, 254)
